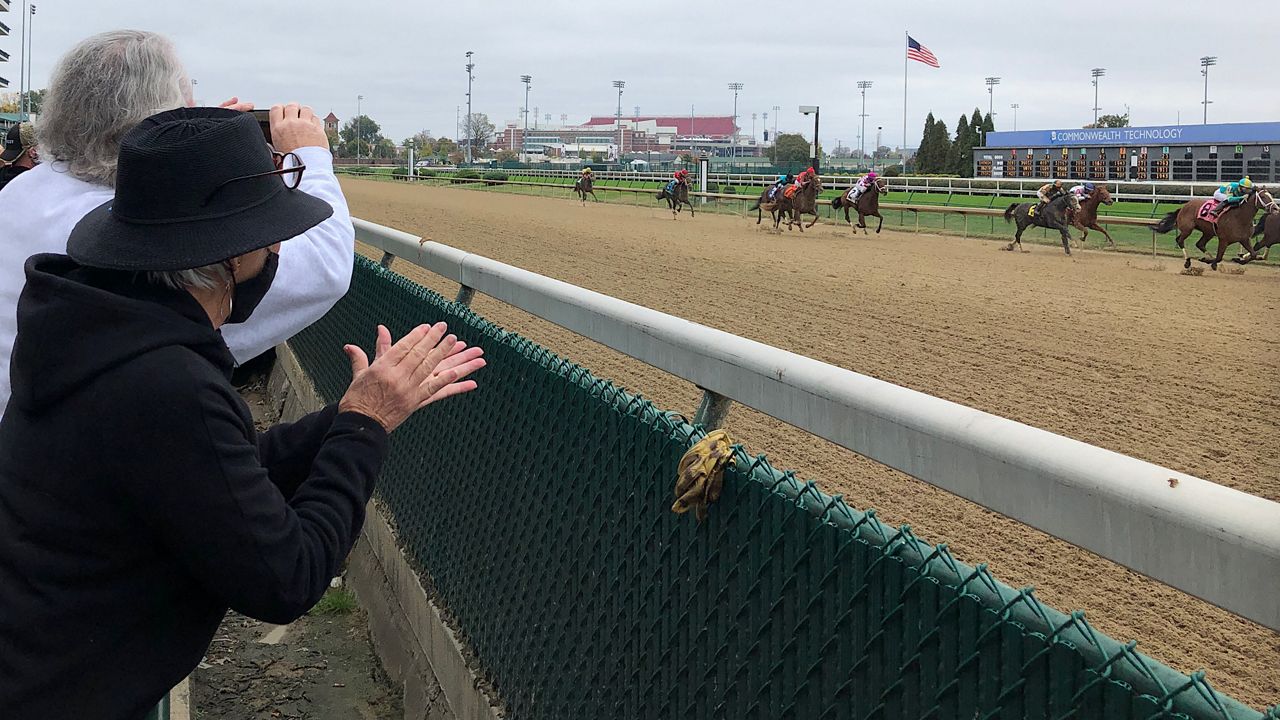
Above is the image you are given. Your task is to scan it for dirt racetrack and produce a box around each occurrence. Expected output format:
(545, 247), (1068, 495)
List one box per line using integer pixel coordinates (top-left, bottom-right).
(339, 177), (1280, 709)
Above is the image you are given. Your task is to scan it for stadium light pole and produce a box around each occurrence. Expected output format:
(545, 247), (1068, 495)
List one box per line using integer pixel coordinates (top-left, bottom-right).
(356, 94), (363, 165)
(800, 105), (820, 175)
(465, 51), (475, 164)
(1200, 56), (1216, 124)
(21, 3), (36, 119)
(728, 82), (744, 159)
(520, 74), (532, 162)
(985, 77), (1001, 121)
(857, 81), (873, 161)
(751, 112), (757, 144)
(1010, 103), (1019, 131)
(612, 80), (625, 162)
(1090, 68), (1105, 125)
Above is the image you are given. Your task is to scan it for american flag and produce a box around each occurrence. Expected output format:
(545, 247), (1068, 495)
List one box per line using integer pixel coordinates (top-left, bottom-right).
(906, 36), (939, 68)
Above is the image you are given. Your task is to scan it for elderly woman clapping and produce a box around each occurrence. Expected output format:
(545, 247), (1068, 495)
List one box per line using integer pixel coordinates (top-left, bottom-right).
(0, 108), (485, 719)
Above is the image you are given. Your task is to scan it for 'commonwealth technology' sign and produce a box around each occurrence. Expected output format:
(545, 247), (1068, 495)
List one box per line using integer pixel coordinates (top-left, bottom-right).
(985, 122), (1280, 148)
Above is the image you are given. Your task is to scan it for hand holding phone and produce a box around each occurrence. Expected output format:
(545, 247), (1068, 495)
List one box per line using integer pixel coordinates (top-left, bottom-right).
(265, 104), (328, 155)
(251, 109), (274, 144)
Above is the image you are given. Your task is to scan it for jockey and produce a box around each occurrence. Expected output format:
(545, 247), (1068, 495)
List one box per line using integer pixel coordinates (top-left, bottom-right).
(1034, 179), (1065, 216)
(794, 167), (814, 188)
(1069, 182), (1094, 202)
(674, 168), (690, 185)
(1212, 176), (1253, 214)
(768, 173), (791, 200)
(848, 171), (879, 204)
(581, 167), (593, 178)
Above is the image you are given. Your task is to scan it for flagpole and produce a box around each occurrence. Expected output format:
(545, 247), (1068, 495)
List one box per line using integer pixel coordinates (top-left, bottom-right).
(903, 30), (908, 172)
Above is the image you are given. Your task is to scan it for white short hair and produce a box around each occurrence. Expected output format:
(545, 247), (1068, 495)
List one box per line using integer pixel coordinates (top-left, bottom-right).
(147, 263), (232, 293)
(38, 30), (190, 186)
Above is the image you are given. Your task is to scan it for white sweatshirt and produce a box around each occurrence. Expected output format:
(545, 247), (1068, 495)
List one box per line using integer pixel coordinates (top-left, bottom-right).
(0, 145), (354, 417)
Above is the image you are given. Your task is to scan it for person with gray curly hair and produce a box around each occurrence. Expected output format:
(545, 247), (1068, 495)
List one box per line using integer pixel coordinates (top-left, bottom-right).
(0, 29), (356, 417)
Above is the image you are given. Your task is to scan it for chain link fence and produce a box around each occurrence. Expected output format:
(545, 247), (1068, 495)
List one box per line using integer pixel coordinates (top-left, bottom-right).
(288, 256), (1277, 720)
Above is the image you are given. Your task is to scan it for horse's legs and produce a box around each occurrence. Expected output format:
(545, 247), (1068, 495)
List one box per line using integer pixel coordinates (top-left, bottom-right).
(1059, 226), (1072, 255)
(1076, 223), (1089, 249)
(1093, 223), (1115, 248)
(1195, 231), (1212, 253)
(875, 213), (883, 234)
(1174, 228), (1194, 269)
(1011, 222), (1025, 251)
(1198, 235), (1232, 270)
(805, 210), (818, 228)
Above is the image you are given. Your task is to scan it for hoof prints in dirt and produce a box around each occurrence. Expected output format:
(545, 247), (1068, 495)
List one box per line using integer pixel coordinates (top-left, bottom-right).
(192, 611), (401, 720)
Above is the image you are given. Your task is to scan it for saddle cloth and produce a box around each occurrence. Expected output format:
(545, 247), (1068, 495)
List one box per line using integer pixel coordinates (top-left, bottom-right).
(767, 185), (781, 201)
(783, 185), (800, 200)
(664, 180), (678, 194)
(1197, 199), (1220, 222)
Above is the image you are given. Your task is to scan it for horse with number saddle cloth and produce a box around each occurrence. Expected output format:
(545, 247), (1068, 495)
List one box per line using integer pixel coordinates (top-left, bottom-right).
(783, 184), (801, 200)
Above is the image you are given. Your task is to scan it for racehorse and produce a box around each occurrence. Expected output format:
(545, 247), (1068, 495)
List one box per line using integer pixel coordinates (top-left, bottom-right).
(1003, 194), (1079, 255)
(831, 178), (888, 233)
(748, 183), (787, 227)
(656, 179), (695, 217)
(1151, 187), (1276, 269)
(1069, 186), (1116, 249)
(573, 175), (597, 205)
(776, 174), (824, 231)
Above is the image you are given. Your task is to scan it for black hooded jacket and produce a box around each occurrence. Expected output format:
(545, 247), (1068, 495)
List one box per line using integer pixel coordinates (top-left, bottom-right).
(0, 254), (387, 719)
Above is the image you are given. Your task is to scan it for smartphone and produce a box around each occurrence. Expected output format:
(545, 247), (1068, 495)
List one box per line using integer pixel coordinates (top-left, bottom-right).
(250, 109), (272, 144)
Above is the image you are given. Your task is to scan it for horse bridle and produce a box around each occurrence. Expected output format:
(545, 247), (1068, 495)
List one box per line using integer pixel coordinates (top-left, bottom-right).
(1256, 188), (1279, 213)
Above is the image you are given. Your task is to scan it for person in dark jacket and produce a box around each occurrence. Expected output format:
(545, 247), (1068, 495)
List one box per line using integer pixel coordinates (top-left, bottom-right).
(0, 107), (486, 719)
(0, 121), (38, 191)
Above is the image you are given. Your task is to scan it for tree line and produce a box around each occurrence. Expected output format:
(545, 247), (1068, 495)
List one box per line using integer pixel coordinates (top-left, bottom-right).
(332, 113), (496, 163)
(913, 108), (995, 176)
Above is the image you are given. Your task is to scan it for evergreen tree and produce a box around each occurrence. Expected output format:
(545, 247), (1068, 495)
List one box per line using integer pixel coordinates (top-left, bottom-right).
(952, 114), (972, 176)
(970, 108), (985, 148)
(927, 118), (951, 173)
(982, 112), (995, 134)
(917, 113), (937, 172)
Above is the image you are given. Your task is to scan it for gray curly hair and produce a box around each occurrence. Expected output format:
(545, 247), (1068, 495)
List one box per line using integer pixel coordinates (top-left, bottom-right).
(37, 30), (191, 186)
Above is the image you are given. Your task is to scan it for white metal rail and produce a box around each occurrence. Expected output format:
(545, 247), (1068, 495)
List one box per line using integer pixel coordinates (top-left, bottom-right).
(366, 167), (1231, 204)
(353, 217), (1280, 632)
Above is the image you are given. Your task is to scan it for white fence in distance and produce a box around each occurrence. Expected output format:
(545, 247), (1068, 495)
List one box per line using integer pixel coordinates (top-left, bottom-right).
(352, 216), (1280, 633)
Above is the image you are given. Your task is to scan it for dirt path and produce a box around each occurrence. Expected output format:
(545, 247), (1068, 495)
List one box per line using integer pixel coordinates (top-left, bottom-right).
(339, 177), (1280, 709)
(191, 606), (402, 720)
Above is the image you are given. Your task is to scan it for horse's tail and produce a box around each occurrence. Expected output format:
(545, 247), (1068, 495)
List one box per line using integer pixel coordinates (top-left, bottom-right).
(832, 196), (844, 210)
(655, 190), (665, 200)
(1151, 210), (1178, 234)
(1003, 203), (1018, 223)
(1254, 215), (1268, 237)
(748, 198), (760, 211)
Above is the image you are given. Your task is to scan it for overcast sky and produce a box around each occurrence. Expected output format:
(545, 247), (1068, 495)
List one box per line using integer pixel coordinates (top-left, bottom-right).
(15, 1), (1280, 150)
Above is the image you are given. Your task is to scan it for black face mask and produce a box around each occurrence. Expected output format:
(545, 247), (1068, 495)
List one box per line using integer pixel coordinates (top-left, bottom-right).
(225, 251), (278, 325)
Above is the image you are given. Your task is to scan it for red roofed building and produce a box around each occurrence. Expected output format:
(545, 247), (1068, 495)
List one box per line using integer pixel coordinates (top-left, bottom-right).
(582, 115), (737, 139)
(496, 114), (759, 159)
(323, 112), (340, 131)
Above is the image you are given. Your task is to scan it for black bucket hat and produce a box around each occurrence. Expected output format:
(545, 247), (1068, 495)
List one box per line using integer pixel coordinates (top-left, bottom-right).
(68, 107), (333, 271)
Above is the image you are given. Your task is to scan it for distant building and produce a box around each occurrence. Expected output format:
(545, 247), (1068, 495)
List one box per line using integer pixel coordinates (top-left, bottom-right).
(323, 112), (340, 132)
(496, 114), (761, 159)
